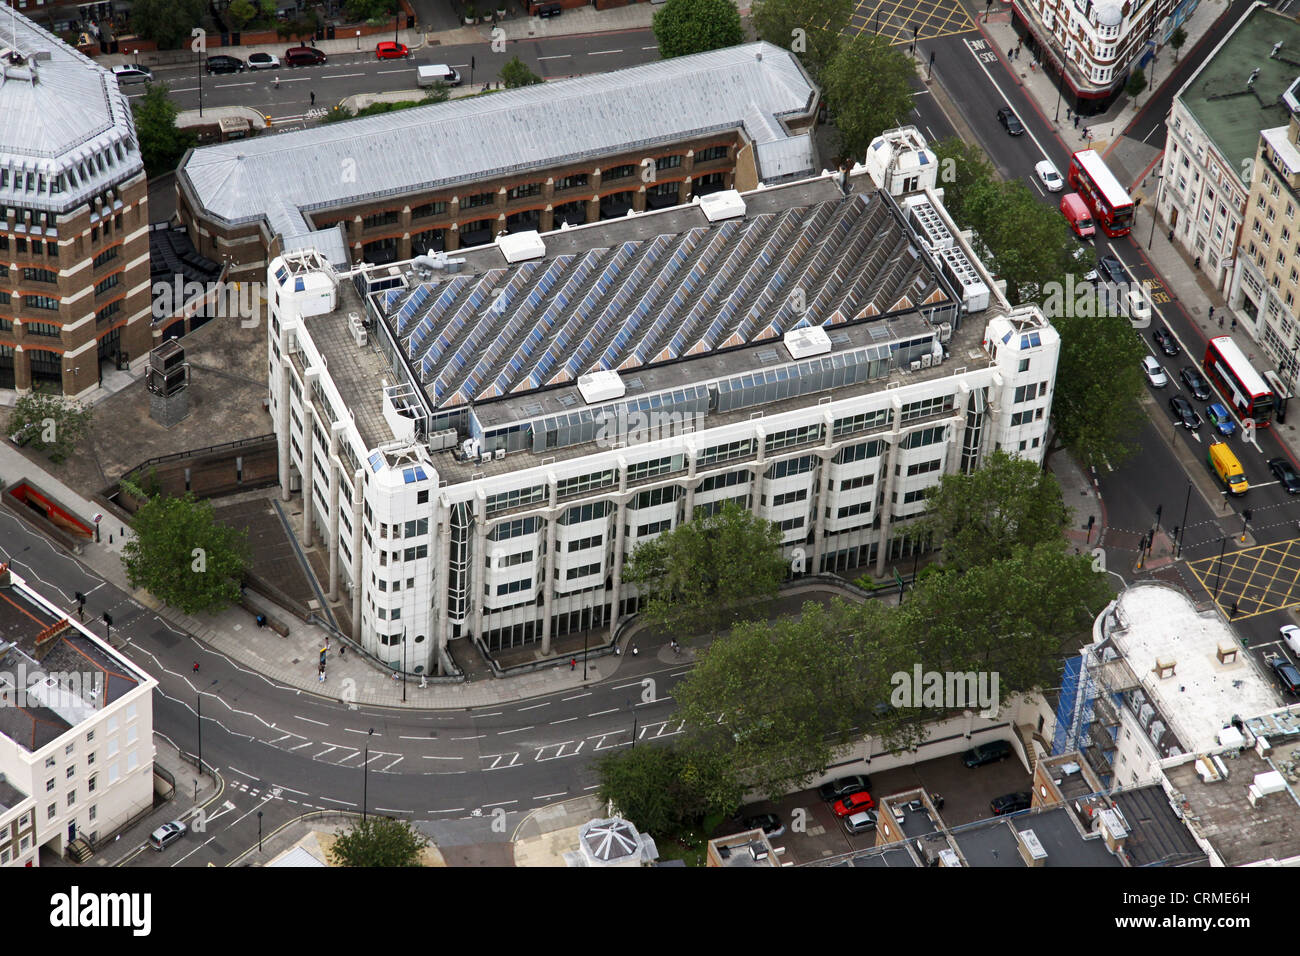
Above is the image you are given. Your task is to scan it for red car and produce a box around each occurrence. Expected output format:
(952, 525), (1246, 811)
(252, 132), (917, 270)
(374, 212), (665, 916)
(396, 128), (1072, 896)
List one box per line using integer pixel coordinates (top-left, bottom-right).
(832, 791), (875, 816)
(376, 41), (410, 60)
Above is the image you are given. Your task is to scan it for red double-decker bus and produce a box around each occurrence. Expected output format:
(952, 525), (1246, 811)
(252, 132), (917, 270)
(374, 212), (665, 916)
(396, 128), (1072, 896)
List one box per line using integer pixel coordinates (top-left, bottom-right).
(1203, 336), (1275, 425)
(1067, 150), (1135, 237)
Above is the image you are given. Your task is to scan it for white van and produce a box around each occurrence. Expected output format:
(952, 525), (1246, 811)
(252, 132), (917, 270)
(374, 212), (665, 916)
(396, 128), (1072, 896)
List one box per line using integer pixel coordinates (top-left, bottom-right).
(418, 64), (460, 88)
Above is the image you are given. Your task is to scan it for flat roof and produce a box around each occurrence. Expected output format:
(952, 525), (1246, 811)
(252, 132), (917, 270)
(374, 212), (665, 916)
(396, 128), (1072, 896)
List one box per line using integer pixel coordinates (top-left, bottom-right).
(1178, 5), (1300, 188)
(1102, 583), (1282, 755)
(0, 775), (27, 812)
(0, 573), (144, 753)
(1110, 785), (1207, 867)
(179, 42), (819, 257)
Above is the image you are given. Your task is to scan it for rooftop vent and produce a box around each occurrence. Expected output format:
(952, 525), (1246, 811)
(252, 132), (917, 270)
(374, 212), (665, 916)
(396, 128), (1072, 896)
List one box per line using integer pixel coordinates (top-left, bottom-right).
(577, 369), (626, 404)
(783, 324), (832, 360)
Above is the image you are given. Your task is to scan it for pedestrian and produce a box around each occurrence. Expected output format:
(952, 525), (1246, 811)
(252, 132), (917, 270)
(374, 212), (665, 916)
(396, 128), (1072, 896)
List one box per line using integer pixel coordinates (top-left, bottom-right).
(569, 657), (576, 671)
(310, 90), (316, 106)
(1074, 114), (1080, 129)
(631, 644), (638, 657)
(1209, 306), (1215, 321)
(339, 644), (345, 658)
(273, 73), (279, 89)
(1168, 229), (1174, 242)
(1008, 46), (1015, 59)
(1219, 315), (1225, 328)
(1232, 317), (1238, 331)
(192, 661), (199, 673)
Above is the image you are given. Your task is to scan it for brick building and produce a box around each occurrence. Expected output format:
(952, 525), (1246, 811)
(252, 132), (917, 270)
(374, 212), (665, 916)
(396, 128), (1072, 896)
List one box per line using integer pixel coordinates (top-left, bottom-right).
(175, 42), (821, 281)
(0, 7), (151, 397)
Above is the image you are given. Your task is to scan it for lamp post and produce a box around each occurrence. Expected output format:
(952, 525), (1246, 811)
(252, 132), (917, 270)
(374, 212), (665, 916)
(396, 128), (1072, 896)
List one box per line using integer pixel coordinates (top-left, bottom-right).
(1176, 481), (1191, 558)
(257, 810), (263, 852)
(362, 727), (374, 821)
(1213, 535), (1228, 597)
(395, 10), (400, 44)
(1146, 173), (1165, 250)
(198, 47), (203, 118)
(196, 692), (202, 777)
(583, 627), (589, 681)
(355, 30), (360, 50)
(401, 629), (407, 703)
(627, 699), (638, 748)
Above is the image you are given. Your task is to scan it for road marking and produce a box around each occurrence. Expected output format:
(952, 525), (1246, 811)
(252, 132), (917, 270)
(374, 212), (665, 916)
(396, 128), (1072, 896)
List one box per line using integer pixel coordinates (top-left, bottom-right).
(288, 741), (312, 751)
(227, 765), (257, 779)
(481, 799), (518, 808)
(344, 727), (379, 736)
(215, 81), (256, 88)
(550, 716), (578, 724)
(320, 72), (365, 79)
(561, 692), (591, 701)
(538, 54), (572, 60)
(517, 701), (550, 711)
(377, 68), (410, 74)
(496, 725), (534, 735)
(588, 708), (617, 717)
(641, 46), (658, 51)
(452, 734), (486, 740)
(421, 754), (463, 760)
(963, 39), (1053, 165)
(294, 715), (328, 726)
(535, 791), (567, 801)
(587, 49), (622, 56)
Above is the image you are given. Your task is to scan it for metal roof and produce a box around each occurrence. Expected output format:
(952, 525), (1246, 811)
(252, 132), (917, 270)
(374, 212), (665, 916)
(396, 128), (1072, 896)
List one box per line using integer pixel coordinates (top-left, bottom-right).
(0, 8), (142, 212)
(179, 42), (818, 258)
(378, 190), (944, 410)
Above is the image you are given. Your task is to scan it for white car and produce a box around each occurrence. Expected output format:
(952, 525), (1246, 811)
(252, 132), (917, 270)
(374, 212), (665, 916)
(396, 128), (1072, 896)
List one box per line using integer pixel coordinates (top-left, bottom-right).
(1126, 288), (1152, 324)
(1035, 159), (1064, 192)
(111, 63), (153, 84)
(148, 820), (187, 850)
(1142, 354), (1168, 388)
(1281, 625), (1300, 656)
(247, 52), (281, 70)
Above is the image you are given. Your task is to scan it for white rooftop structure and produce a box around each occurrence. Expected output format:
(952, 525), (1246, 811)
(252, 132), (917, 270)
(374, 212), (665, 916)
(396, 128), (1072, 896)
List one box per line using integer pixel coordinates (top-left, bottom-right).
(1105, 583), (1282, 752)
(0, 9), (142, 213)
(497, 230), (546, 263)
(179, 42), (818, 266)
(698, 189), (747, 221)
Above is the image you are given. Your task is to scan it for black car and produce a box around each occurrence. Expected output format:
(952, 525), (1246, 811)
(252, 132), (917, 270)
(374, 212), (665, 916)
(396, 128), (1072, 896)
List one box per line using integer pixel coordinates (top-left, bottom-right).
(1269, 457), (1300, 494)
(1180, 366), (1211, 400)
(1152, 327), (1180, 357)
(1097, 255), (1125, 285)
(205, 54), (245, 74)
(741, 812), (785, 839)
(962, 740), (1012, 768)
(1270, 654), (1300, 694)
(817, 774), (872, 801)
(990, 791), (1032, 815)
(1169, 394), (1202, 430)
(997, 106), (1025, 136)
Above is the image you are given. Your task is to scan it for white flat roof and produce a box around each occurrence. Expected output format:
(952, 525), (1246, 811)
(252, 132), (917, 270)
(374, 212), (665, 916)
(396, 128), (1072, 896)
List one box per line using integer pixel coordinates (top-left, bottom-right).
(497, 230), (546, 263)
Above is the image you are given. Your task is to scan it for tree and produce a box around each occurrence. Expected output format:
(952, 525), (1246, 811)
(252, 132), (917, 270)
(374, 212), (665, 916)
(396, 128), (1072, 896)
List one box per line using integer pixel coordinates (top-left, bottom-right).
(895, 543), (1113, 697)
(751, 0), (853, 81)
(226, 0), (257, 31)
(344, 0), (398, 21)
(132, 84), (197, 176)
(1047, 310), (1147, 468)
(916, 449), (1069, 572)
(328, 816), (428, 866)
(932, 137), (1091, 304)
(500, 56), (542, 88)
(1170, 26), (1187, 62)
(624, 501), (785, 641)
(1125, 68), (1148, 103)
(820, 33), (916, 161)
(120, 490), (249, 615)
(652, 0), (744, 60)
(129, 0), (206, 50)
(596, 745), (738, 837)
(7, 394), (92, 465)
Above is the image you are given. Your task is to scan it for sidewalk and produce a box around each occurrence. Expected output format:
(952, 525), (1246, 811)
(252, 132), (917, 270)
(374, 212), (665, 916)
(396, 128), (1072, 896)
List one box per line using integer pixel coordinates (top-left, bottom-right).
(1049, 449), (1105, 553)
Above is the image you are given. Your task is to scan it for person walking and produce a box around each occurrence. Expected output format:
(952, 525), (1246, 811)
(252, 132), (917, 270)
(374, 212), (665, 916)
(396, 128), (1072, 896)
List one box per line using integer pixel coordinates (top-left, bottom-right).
(1073, 114), (1080, 129)
(192, 661), (200, 673)
(310, 90), (316, 106)
(569, 657), (576, 671)
(1232, 317), (1238, 331)
(1209, 306), (1215, 322)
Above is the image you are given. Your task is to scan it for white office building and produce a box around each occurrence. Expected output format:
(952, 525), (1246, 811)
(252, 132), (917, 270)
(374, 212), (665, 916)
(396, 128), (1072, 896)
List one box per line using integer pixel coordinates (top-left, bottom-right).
(267, 152), (1059, 675)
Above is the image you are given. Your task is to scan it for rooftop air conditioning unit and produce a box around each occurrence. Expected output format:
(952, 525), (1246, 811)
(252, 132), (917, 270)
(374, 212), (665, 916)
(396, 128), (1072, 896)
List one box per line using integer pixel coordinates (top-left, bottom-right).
(494, 448), (506, 460)
(910, 360), (922, 371)
(348, 311), (367, 347)
(921, 353), (933, 368)
(938, 322), (953, 342)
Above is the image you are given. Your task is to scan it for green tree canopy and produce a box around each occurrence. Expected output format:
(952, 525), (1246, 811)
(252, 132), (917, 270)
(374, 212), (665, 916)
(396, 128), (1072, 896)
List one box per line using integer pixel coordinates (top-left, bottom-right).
(129, 0), (206, 49)
(1125, 68), (1148, 100)
(652, 0), (745, 60)
(120, 490), (249, 615)
(820, 33), (916, 161)
(1170, 26), (1188, 60)
(500, 55), (542, 88)
(916, 449), (1070, 572)
(343, 0), (398, 21)
(596, 745), (739, 837)
(1047, 310), (1146, 468)
(624, 501), (786, 641)
(7, 393), (92, 465)
(751, 0), (853, 81)
(132, 84), (197, 176)
(225, 0), (258, 31)
(328, 817), (429, 867)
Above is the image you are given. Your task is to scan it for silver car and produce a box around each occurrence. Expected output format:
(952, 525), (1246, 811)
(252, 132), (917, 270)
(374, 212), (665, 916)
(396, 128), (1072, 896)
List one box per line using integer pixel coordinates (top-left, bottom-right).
(1142, 355), (1168, 388)
(148, 820), (186, 850)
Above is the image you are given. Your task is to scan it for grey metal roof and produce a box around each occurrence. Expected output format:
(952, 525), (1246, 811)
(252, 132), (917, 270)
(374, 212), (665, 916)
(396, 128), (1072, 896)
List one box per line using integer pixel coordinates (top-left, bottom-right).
(0, 9), (141, 213)
(376, 191), (943, 409)
(179, 42), (818, 257)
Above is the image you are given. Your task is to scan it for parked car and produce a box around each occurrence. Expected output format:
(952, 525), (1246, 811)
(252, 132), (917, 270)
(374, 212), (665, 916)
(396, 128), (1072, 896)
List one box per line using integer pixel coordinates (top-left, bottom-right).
(990, 791), (1033, 815)
(1126, 288), (1153, 325)
(111, 63), (152, 84)
(1269, 457), (1300, 494)
(818, 774), (872, 802)
(1180, 367), (1211, 400)
(1205, 402), (1236, 436)
(962, 739), (1012, 768)
(832, 791), (876, 816)
(148, 820), (187, 850)
(247, 52), (280, 69)
(997, 106), (1025, 135)
(284, 46), (326, 66)
(843, 809), (878, 835)
(1269, 653), (1300, 695)
(1279, 624), (1300, 656)
(205, 54), (246, 74)
(1169, 394), (1202, 430)
(376, 41), (410, 59)
(741, 812), (785, 839)
(1142, 354), (1169, 388)
(1097, 255), (1126, 285)
(1034, 159), (1064, 192)
(537, 2), (563, 16)
(1152, 326), (1179, 356)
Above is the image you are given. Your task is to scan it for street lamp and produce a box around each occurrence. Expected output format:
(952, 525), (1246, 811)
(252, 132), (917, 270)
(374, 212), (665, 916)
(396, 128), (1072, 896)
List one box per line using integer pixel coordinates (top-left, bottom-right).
(1175, 481), (1191, 558)
(395, 10), (400, 44)
(583, 627), (589, 681)
(196, 692), (202, 777)
(1146, 173), (1165, 250)
(627, 699), (638, 748)
(362, 727), (374, 821)
(355, 30), (361, 50)
(257, 810), (263, 852)
(1214, 535), (1228, 597)
(401, 629), (407, 703)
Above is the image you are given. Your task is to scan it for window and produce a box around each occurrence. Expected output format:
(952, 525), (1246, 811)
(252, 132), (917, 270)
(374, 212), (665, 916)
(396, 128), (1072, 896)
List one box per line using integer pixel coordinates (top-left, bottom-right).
(605, 164), (636, 181)
(905, 458), (942, 477)
(833, 408), (891, 437)
(67, 790), (75, 807)
(565, 562), (602, 580)
(93, 246), (118, 267)
(362, 210), (400, 229)
(766, 455), (816, 480)
(556, 173), (589, 191)
(776, 516), (804, 532)
(698, 439), (753, 466)
(771, 488), (808, 506)
(635, 519), (672, 537)
(96, 300), (121, 323)
(463, 191), (494, 208)
(47, 804), (56, 820)
(46, 778), (55, 792)
(560, 501), (611, 525)
(568, 534), (603, 552)
(25, 321), (60, 337)
(22, 267), (57, 283)
(411, 200), (448, 219)
(486, 485), (546, 515)
(507, 182), (541, 201)
(403, 518), (429, 538)
(839, 473), (874, 492)
(697, 145), (729, 162)
(94, 273), (120, 296)
(65, 765), (75, 779)
(496, 577), (532, 596)
(626, 455), (682, 483)
(901, 426), (945, 449)
(697, 470), (748, 493)
(837, 501), (872, 519)
(556, 469), (616, 498)
(899, 394), (954, 422)
(654, 155), (683, 171)
(765, 423), (822, 453)
(25, 294), (59, 311)
(488, 550), (533, 568)
(403, 544), (430, 560)
(632, 486), (677, 509)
